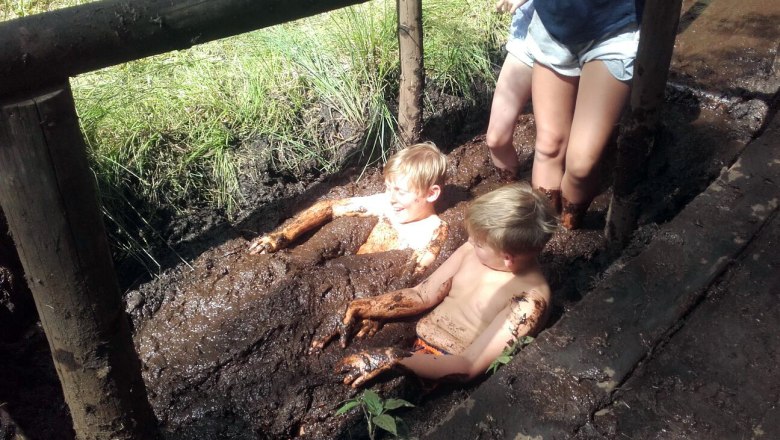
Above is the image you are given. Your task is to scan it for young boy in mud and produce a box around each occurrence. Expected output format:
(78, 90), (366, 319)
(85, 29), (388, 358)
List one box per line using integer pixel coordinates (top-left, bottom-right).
(247, 142), (449, 274)
(319, 182), (558, 387)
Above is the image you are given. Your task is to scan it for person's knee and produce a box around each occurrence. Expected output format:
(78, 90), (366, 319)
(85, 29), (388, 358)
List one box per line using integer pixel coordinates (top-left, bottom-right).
(485, 127), (511, 151)
(563, 160), (595, 188)
(534, 129), (567, 162)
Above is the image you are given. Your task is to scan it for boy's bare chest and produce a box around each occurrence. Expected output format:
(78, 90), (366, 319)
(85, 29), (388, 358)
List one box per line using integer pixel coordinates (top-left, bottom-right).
(356, 216), (438, 254)
(449, 266), (517, 315)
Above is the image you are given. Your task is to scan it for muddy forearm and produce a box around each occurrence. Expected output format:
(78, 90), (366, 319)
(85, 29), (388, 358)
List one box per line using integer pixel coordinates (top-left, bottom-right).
(276, 200), (335, 243)
(346, 277), (452, 322)
(346, 289), (429, 321)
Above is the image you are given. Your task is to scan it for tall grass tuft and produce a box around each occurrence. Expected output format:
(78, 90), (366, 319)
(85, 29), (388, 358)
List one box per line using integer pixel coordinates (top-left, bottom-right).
(2, 0), (508, 269)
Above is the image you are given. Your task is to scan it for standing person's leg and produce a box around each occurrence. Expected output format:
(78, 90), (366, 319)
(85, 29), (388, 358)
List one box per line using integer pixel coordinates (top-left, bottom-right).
(486, 55), (533, 178)
(560, 60), (630, 228)
(530, 63), (577, 211)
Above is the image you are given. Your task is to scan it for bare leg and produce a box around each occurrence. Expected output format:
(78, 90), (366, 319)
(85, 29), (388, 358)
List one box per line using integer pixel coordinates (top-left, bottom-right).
(486, 55), (533, 175)
(530, 64), (578, 191)
(562, 61), (630, 204)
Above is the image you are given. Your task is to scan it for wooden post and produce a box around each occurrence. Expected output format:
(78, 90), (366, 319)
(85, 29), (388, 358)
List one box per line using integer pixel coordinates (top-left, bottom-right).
(0, 84), (158, 439)
(397, 0), (424, 146)
(606, 0), (683, 247)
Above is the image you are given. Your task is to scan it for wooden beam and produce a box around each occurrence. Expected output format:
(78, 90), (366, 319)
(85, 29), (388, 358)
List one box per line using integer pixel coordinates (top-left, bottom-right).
(0, 84), (158, 439)
(0, 0), (371, 98)
(397, 0), (424, 146)
(606, 0), (683, 247)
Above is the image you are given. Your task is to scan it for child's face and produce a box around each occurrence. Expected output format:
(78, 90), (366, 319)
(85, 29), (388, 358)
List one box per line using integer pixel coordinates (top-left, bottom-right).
(384, 175), (437, 223)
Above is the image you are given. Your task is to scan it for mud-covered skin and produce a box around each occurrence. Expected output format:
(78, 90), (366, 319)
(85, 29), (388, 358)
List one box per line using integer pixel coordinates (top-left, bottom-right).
(336, 347), (411, 388)
(537, 186), (562, 214)
(311, 278), (453, 350)
(561, 197), (590, 230)
(509, 292), (548, 334)
(412, 222), (449, 275)
(248, 195), (448, 274)
(345, 278), (453, 322)
(249, 199), (357, 254)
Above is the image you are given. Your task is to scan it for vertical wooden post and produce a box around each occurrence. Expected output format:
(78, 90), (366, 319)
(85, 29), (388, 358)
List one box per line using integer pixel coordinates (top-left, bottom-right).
(606, 0), (683, 247)
(0, 84), (158, 439)
(397, 0), (424, 146)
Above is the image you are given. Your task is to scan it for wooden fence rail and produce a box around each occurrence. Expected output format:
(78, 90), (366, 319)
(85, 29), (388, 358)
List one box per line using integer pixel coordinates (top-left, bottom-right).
(0, 0), (370, 98)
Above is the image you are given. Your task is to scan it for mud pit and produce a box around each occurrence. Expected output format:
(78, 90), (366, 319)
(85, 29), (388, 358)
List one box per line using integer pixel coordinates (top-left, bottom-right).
(124, 77), (755, 438)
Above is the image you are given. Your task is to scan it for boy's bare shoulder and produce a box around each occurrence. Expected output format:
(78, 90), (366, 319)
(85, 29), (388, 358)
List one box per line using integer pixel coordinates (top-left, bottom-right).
(508, 270), (551, 302)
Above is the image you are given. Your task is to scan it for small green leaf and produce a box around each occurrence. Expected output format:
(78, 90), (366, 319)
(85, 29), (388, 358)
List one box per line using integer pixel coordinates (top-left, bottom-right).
(372, 414), (398, 436)
(363, 390), (383, 416)
(383, 398), (415, 410)
(335, 400), (360, 415)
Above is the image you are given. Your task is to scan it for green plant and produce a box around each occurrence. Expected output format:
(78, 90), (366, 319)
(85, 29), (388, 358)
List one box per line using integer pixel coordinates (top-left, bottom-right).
(336, 389), (414, 439)
(486, 335), (535, 374)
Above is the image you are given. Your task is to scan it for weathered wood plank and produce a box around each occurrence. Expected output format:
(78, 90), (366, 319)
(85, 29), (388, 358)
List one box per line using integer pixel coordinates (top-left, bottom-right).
(0, 0), (371, 97)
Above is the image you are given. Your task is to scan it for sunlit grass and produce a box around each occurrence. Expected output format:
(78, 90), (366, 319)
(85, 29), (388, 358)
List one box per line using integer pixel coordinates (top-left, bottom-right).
(2, 0), (508, 270)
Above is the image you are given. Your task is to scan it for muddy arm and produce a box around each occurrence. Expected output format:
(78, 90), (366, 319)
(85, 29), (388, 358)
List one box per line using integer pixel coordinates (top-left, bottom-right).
(398, 290), (550, 381)
(344, 277), (452, 322)
(248, 195), (383, 254)
(412, 221), (449, 276)
(310, 278), (453, 351)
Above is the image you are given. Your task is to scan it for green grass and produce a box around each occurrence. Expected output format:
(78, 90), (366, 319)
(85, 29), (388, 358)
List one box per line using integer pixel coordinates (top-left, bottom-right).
(1, 0), (509, 270)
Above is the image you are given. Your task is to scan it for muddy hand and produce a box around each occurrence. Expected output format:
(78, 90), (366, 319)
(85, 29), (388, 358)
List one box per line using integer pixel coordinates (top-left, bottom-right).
(247, 232), (287, 255)
(335, 347), (408, 388)
(339, 299), (381, 347)
(311, 317), (380, 351)
(310, 312), (349, 351)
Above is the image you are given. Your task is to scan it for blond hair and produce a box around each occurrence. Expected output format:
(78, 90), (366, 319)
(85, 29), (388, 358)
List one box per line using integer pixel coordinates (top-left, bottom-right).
(383, 142), (448, 193)
(465, 182), (558, 254)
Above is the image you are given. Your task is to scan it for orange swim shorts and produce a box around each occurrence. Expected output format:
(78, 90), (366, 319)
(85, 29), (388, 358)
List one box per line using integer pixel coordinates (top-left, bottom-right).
(412, 337), (448, 356)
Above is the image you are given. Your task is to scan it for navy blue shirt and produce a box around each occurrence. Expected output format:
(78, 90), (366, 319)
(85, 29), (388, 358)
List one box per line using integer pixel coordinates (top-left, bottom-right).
(535, 0), (644, 46)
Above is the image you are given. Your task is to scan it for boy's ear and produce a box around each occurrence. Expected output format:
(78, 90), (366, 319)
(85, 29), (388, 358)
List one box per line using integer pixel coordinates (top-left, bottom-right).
(502, 252), (515, 269)
(425, 184), (442, 203)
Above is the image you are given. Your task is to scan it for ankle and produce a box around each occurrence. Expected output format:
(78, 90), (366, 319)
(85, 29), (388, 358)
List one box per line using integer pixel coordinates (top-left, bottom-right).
(537, 186), (562, 214)
(561, 196), (590, 230)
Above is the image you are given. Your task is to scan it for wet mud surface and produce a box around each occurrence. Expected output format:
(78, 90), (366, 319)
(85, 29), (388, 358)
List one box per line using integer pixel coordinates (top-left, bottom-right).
(124, 82), (756, 437)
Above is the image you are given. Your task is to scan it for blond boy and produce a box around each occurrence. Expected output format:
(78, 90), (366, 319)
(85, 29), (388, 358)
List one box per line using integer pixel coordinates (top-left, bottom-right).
(325, 182), (558, 387)
(248, 143), (449, 273)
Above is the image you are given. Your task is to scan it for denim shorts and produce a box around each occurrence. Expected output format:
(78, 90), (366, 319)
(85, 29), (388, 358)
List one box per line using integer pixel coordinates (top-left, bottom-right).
(525, 12), (640, 82)
(505, 1), (535, 67)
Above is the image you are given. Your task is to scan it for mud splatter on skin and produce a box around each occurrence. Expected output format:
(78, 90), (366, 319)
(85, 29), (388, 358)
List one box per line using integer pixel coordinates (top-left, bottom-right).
(336, 347), (410, 387)
(348, 277), (453, 319)
(508, 292), (548, 339)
